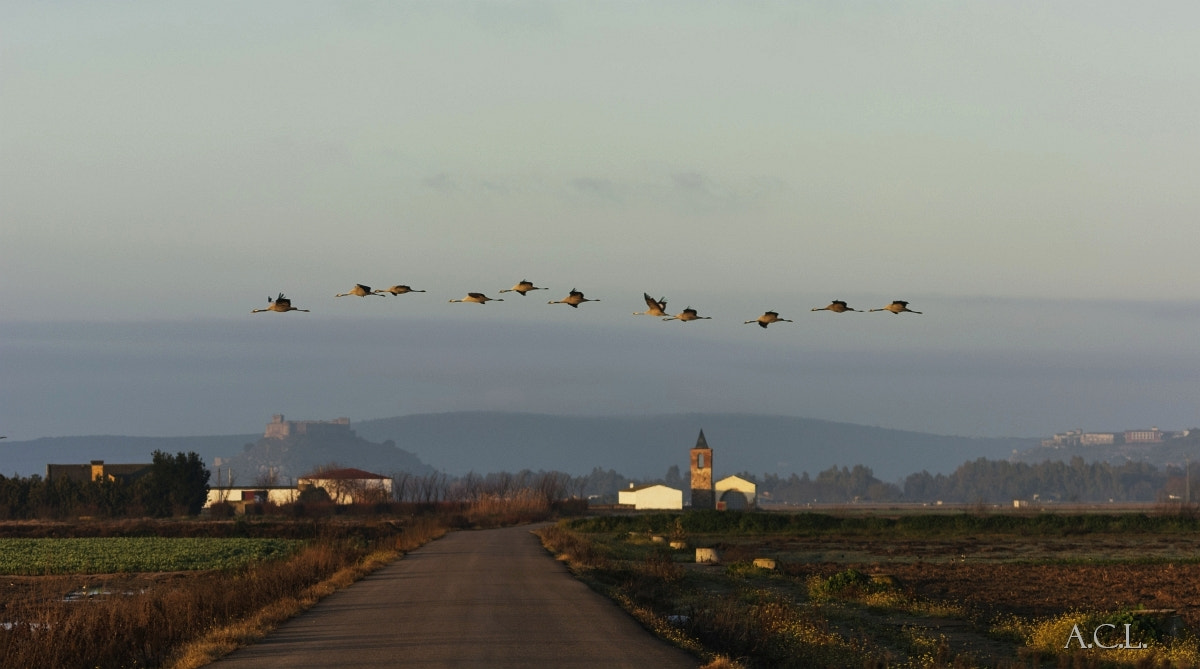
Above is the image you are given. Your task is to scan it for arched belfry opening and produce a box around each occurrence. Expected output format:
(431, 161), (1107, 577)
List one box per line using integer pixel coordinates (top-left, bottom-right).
(690, 429), (714, 509)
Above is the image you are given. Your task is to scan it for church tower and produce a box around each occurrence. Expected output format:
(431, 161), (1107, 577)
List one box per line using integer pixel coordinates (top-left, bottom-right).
(690, 429), (714, 509)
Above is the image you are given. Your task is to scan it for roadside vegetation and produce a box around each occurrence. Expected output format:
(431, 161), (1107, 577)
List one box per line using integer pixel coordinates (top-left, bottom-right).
(0, 491), (583, 669)
(539, 510), (1200, 668)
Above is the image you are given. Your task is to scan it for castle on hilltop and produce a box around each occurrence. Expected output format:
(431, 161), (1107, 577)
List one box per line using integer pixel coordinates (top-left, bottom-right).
(263, 414), (353, 440)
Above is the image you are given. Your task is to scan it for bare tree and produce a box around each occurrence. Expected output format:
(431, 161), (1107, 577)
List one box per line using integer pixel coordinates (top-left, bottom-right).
(392, 472), (411, 503)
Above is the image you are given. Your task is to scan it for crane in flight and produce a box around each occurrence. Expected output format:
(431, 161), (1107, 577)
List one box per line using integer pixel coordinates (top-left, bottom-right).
(664, 307), (711, 322)
(548, 289), (599, 308)
(336, 284), (382, 298)
(811, 300), (859, 313)
(870, 300), (922, 314)
(449, 292), (503, 304)
(745, 311), (792, 328)
(633, 293), (669, 317)
(252, 293), (310, 313)
(374, 285), (426, 296)
(499, 280), (547, 296)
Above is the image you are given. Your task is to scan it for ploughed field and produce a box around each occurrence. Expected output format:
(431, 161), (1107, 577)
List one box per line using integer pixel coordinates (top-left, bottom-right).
(720, 533), (1200, 630)
(551, 510), (1200, 667)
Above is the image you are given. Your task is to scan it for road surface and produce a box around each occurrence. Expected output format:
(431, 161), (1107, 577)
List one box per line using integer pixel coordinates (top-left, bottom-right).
(209, 524), (699, 668)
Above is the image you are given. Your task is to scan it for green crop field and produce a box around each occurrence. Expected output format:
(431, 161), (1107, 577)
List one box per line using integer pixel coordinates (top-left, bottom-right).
(0, 537), (302, 574)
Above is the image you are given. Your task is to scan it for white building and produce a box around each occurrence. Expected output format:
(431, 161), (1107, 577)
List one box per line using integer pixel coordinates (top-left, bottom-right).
(618, 483), (683, 510)
(205, 486), (298, 512)
(298, 468), (392, 504)
(715, 475), (757, 510)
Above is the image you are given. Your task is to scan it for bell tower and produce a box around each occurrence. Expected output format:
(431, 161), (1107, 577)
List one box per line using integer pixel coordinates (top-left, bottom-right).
(690, 429), (714, 509)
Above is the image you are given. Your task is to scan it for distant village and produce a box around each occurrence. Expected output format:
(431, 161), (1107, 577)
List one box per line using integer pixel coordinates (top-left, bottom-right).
(35, 415), (1200, 516)
(207, 418), (753, 513)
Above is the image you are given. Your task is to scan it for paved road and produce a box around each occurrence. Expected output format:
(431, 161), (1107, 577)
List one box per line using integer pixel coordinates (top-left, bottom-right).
(209, 524), (698, 668)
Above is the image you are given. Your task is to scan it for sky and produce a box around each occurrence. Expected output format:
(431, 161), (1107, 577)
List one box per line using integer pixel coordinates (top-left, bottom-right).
(2, 3), (1199, 451)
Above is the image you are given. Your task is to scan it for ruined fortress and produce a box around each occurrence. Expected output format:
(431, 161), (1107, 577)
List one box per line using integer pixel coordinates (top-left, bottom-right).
(263, 414), (353, 440)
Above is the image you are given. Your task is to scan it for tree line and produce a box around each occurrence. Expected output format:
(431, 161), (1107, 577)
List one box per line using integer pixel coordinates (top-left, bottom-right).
(744, 457), (1183, 505)
(2, 452), (1190, 519)
(0, 451), (210, 520)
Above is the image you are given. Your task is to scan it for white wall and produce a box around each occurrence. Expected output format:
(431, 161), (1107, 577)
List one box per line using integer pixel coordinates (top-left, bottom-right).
(619, 485), (682, 510)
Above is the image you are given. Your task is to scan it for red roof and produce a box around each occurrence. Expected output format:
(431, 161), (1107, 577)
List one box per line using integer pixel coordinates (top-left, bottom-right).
(300, 468), (388, 480)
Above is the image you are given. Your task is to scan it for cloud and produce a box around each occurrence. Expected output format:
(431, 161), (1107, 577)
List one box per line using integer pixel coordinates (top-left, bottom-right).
(422, 173), (458, 192)
(671, 171), (710, 194)
(570, 177), (621, 203)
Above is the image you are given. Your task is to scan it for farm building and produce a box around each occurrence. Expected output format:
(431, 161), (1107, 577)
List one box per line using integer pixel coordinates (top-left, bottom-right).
(298, 468), (392, 504)
(715, 475), (757, 510)
(46, 460), (152, 484)
(618, 483), (683, 510)
(205, 486), (298, 513)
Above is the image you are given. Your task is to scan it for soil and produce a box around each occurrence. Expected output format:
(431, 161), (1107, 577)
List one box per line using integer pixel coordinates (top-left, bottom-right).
(696, 532), (1200, 665)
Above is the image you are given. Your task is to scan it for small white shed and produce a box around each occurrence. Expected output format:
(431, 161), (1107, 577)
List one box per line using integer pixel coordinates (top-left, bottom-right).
(618, 484), (683, 510)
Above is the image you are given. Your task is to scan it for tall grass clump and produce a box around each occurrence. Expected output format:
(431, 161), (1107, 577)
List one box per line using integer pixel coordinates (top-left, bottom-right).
(994, 608), (1200, 668)
(464, 489), (552, 528)
(535, 522), (609, 570)
(682, 589), (867, 669)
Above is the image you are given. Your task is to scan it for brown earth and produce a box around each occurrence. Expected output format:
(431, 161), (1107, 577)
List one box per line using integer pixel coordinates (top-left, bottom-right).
(712, 534), (1200, 629)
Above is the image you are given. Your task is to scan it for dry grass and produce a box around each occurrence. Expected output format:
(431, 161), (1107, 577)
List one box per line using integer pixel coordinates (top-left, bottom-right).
(166, 516), (447, 669)
(0, 494), (578, 669)
(464, 490), (552, 528)
(0, 517), (447, 669)
(537, 522), (869, 668)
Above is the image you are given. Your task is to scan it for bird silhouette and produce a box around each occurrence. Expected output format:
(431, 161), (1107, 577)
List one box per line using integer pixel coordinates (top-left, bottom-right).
(633, 293), (669, 317)
(374, 285), (426, 296)
(870, 300), (922, 314)
(745, 311), (792, 328)
(449, 292), (503, 304)
(499, 280), (547, 296)
(548, 289), (599, 308)
(252, 293), (310, 313)
(336, 284), (382, 298)
(664, 307), (711, 322)
(811, 300), (859, 313)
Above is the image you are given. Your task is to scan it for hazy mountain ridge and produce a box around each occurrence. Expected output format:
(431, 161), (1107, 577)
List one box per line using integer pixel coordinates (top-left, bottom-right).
(217, 431), (437, 485)
(2, 412), (1038, 482)
(353, 412), (1035, 482)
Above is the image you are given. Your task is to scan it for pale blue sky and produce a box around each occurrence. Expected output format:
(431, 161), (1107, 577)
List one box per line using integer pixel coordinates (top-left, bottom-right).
(2, 3), (1198, 447)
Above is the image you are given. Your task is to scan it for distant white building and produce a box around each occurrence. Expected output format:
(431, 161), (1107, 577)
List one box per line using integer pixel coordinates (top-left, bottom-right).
(1125, 428), (1165, 444)
(205, 486), (298, 512)
(715, 475), (756, 510)
(618, 483), (683, 510)
(298, 468), (392, 504)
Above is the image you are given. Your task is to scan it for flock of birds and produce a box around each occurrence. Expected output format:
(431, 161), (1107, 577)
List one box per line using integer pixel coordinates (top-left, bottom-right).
(252, 282), (922, 326)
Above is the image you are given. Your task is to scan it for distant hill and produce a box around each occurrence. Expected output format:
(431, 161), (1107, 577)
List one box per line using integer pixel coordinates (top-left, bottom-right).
(353, 412), (1035, 482)
(0, 412), (1037, 483)
(216, 429), (436, 485)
